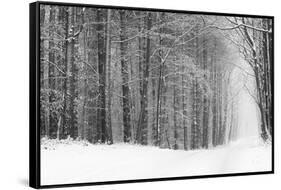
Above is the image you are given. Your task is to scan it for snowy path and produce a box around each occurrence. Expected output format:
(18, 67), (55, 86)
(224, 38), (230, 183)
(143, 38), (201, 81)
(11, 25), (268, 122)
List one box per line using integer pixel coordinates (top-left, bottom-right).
(41, 137), (271, 185)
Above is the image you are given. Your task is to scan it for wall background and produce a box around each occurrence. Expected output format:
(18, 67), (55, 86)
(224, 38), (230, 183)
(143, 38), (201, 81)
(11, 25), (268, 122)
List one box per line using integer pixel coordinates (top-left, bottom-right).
(0, 0), (279, 189)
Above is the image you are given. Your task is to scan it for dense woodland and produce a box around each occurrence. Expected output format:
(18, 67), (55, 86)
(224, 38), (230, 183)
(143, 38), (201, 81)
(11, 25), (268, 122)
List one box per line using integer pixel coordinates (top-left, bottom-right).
(40, 5), (273, 150)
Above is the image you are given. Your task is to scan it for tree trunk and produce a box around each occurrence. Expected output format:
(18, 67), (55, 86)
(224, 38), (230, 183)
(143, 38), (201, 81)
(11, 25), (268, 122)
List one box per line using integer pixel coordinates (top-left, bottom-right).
(211, 39), (218, 146)
(120, 10), (131, 142)
(137, 12), (152, 145)
(155, 12), (164, 146)
(66, 7), (77, 139)
(106, 9), (113, 144)
(202, 35), (209, 148)
(43, 5), (50, 138)
(182, 59), (188, 150)
(48, 7), (56, 138)
(173, 84), (178, 150)
(97, 9), (107, 143)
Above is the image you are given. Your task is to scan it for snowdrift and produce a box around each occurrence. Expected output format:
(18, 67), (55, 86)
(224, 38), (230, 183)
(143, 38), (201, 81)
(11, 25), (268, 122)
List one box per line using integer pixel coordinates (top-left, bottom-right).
(41, 137), (271, 185)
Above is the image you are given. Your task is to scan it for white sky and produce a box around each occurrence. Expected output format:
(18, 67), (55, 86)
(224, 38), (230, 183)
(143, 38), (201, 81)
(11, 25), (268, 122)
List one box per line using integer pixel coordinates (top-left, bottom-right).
(231, 58), (259, 138)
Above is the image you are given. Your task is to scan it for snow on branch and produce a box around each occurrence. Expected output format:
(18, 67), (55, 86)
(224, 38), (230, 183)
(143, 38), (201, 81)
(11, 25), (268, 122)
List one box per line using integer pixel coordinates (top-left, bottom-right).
(41, 58), (66, 75)
(208, 16), (272, 34)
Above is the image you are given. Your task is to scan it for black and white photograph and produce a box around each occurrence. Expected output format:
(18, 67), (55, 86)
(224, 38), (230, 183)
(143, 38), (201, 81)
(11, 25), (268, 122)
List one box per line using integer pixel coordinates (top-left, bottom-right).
(32, 1), (273, 187)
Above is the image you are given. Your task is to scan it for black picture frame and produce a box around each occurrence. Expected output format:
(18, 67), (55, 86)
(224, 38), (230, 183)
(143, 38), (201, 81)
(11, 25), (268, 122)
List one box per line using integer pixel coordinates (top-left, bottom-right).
(30, 1), (274, 189)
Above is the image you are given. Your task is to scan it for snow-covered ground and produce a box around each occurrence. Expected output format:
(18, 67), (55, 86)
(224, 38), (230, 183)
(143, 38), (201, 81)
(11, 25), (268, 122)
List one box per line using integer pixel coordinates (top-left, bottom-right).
(41, 137), (271, 185)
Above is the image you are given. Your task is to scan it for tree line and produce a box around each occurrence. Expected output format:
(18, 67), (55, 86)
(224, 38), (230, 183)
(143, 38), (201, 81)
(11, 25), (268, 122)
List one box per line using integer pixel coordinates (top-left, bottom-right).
(40, 5), (272, 150)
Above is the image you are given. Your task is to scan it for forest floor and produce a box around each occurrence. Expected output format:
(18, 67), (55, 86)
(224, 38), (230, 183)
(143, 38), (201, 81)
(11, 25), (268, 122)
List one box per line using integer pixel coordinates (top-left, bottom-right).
(41, 136), (271, 185)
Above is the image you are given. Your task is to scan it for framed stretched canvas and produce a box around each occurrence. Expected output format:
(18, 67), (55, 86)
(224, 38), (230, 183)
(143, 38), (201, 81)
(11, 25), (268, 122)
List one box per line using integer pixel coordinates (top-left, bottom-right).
(29, 1), (274, 188)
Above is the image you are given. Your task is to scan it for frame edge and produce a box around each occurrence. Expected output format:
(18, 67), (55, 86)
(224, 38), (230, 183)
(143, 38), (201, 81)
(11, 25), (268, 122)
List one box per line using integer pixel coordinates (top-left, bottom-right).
(29, 1), (41, 189)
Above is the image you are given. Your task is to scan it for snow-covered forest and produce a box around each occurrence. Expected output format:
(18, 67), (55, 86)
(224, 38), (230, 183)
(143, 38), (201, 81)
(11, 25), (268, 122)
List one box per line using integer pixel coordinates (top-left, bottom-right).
(39, 4), (273, 185)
